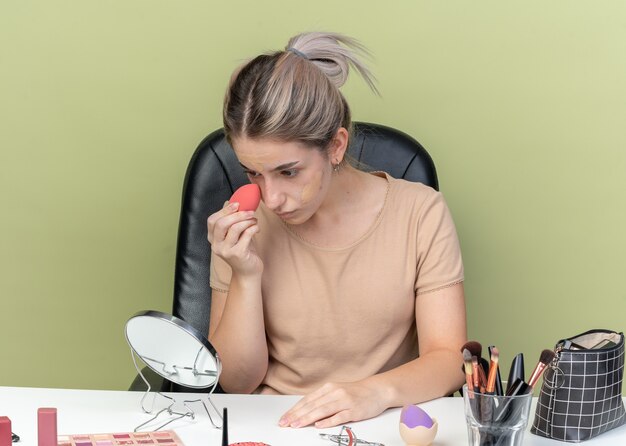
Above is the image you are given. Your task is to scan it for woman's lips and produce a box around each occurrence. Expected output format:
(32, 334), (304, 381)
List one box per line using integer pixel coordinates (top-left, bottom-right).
(277, 210), (296, 219)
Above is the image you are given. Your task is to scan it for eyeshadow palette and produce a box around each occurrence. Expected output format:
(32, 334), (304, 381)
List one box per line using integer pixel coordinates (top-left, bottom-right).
(57, 430), (184, 446)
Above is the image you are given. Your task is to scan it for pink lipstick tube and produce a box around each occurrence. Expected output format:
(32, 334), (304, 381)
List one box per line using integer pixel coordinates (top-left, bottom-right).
(38, 407), (57, 446)
(0, 416), (11, 446)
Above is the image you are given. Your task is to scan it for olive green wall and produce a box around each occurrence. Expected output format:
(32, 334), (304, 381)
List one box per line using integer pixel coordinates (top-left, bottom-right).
(1, 1), (625, 391)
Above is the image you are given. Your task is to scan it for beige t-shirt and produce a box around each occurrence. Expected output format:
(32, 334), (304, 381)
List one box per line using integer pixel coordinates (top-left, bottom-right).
(210, 172), (464, 395)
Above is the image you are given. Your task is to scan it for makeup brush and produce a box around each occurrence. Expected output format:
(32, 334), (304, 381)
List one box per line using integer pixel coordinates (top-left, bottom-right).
(472, 356), (481, 393)
(476, 362), (488, 391)
(462, 349), (475, 397)
(222, 407), (228, 446)
(488, 345), (503, 396)
(461, 341), (489, 386)
(528, 349), (556, 389)
(459, 342), (483, 395)
(485, 346), (500, 394)
(462, 341), (489, 374)
(461, 341), (482, 359)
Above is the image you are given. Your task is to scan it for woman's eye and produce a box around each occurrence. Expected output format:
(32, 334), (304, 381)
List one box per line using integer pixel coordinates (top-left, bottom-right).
(281, 169), (298, 177)
(244, 170), (261, 178)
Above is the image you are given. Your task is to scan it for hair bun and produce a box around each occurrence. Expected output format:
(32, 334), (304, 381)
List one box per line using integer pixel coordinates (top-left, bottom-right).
(286, 32), (378, 93)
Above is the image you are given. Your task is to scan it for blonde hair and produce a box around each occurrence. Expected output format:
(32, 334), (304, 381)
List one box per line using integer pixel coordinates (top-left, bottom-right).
(223, 32), (377, 154)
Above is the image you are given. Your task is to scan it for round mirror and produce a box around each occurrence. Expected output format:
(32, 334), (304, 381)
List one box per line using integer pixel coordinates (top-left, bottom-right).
(125, 310), (219, 389)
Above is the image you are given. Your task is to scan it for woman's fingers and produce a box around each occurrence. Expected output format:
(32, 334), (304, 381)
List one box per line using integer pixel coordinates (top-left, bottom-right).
(206, 204), (262, 275)
(292, 401), (345, 428)
(209, 209), (256, 246)
(279, 385), (328, 424)
(313, 410), (353, 429)
(234, 223), (260, 251)
(282, 385), (325, 415)
(223, 218), (258, 249)
(207, 202), (239, 243)
(279, 381), (385, 429)
(280, 384), (345, 427)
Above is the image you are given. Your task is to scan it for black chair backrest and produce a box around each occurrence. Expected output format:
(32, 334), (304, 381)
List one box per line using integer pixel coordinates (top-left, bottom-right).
(171, 122), (438, 336)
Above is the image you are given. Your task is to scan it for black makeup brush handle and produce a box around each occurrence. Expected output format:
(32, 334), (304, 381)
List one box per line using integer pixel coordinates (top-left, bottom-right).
(506, 353), (525, 394)
(222, 407), (228, 446)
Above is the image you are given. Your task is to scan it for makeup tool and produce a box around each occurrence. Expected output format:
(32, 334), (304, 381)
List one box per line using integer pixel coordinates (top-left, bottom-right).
(485, 347), (499, 395)
(38, 408), (56, 446)
(527, 349), (556, 388)
(319, 426), (383, 446)
(223, 408), (270, 446)
(463, 342), (490, 379)
(471, 356), (481, 393)
(475, 347), (499, 423)
(57, 430), (184, 446)
(476, 363), (488, 392)
(462, 349), (474, 397)
(230, 444), (271, 446)
(506, 353), (525, 394)
(487, 345), (503, 396)
(590, 338), (617, 349)
(398, 405), (438, 446)
(495, 378), (532, 423)
(0, 417), (11, 446)
(504, 378), (531, 397)
(222, 408), (228, 446)
(229, 184), (261, 212)
(459, 342), (490, 397)
(125, 311), (223, 432)
(562, 339), (586, 350)
(461, 341), (482, 360)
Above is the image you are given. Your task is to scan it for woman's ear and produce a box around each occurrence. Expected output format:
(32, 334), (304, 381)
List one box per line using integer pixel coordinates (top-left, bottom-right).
(328, 127), (349, 165)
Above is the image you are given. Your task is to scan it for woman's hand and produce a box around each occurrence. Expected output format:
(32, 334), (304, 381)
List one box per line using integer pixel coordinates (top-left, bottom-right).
(278, 380), (388, 429)
(277, 283), (466, 429)
(207, 202), (262, 276)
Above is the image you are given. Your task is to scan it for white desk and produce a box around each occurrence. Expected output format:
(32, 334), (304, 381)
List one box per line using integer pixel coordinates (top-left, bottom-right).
(1, 387), (625, 445)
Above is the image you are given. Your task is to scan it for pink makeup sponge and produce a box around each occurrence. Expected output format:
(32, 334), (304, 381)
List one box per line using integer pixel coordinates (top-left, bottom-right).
(399, 405), (438, 446)
(229, 184), (261, 212)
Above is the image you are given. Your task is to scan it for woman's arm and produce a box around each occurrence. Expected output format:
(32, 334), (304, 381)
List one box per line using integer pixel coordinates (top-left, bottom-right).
(209, 278), (268, 393)
(206, 203), (269, 393)
(279, 282), (466, 428)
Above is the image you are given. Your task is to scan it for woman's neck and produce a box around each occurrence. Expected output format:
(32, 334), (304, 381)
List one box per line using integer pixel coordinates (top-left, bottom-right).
(287, 166), (388, 247)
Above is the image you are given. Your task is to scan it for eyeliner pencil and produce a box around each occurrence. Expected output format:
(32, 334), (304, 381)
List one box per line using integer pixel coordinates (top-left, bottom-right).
(222, 408), (228, 446)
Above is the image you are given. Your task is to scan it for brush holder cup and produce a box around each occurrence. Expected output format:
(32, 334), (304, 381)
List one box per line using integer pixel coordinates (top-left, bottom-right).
(462, 384), (533, 446)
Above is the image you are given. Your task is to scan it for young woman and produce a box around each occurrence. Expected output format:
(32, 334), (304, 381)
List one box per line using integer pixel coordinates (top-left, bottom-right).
(207, 32), (466, 429)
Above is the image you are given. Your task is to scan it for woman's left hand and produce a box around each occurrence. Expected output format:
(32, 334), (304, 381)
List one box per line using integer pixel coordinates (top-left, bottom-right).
(278, 380), (388, 429)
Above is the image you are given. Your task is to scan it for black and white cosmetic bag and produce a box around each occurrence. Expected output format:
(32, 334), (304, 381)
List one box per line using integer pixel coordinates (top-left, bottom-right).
(531, 329), (625, 442)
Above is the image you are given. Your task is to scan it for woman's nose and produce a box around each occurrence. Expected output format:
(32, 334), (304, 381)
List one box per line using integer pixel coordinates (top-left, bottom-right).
(261, 179), (284, 211)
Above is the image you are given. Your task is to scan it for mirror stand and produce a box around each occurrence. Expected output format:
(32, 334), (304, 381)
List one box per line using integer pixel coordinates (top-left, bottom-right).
(129, 347), (223, 432)
(125, 310), (225, 432)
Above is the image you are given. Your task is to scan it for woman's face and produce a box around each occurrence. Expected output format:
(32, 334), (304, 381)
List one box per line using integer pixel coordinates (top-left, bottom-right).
(232, 137), (333, 225)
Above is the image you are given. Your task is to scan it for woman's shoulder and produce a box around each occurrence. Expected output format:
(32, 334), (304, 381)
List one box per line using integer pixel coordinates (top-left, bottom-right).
(378, 172), (441, 208)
